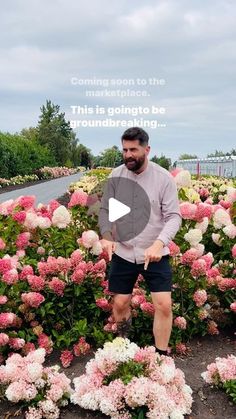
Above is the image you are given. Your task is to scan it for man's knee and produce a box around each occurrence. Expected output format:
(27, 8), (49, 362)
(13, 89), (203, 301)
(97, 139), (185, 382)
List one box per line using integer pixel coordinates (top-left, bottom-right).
(113, 294), (131, 312)
(151, 294), (172, 317)
(156, 302), (172, 317)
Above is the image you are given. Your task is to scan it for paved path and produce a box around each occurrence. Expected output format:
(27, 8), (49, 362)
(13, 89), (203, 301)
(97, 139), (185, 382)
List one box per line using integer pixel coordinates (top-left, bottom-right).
(0, 172), (84, 205)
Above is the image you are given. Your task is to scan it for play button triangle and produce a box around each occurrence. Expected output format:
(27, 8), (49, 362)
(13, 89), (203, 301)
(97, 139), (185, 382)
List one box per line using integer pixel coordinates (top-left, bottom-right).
(108, 197), (131, 222)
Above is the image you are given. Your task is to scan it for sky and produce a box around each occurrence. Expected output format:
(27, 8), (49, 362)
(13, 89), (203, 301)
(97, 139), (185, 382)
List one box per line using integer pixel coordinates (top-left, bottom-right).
(0, 0), (235, 163)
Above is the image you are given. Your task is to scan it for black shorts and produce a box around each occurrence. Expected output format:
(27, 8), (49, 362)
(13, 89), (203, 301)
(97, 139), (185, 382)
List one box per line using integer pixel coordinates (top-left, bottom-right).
(108, 253), (172, 294)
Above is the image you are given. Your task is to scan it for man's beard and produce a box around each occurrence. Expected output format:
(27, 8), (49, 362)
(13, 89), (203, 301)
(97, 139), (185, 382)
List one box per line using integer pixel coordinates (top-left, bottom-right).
(124, 155), (145, 172)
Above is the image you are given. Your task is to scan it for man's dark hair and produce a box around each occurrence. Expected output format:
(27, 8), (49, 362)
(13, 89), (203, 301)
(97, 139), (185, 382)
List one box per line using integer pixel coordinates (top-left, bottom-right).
(121, 127), (149, 146)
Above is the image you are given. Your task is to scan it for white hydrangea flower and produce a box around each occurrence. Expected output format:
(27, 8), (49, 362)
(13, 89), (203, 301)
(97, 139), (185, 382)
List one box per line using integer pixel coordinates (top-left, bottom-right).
(52, 206), (71, 228)
(196, 217), (209, 234)
(26, 363), (43, 382)
(184, 229), (202, 246)
(91, 241), (103, 255)
(223, 224), (236, 239)
(170, 410), (185, 419)
(213, 209), (231, 229)
(174, 170), (192, 189)
(212, 233), (223, 246)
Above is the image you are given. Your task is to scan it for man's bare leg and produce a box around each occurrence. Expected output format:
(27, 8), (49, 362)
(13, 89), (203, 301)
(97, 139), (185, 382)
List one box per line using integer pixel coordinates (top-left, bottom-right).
(151, 291), (172, 352)
(113, 294), (132, 337)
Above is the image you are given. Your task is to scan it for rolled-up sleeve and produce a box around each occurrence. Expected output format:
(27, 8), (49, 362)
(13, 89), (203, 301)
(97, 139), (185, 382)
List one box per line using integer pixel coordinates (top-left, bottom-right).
(156, 176), (182, 246)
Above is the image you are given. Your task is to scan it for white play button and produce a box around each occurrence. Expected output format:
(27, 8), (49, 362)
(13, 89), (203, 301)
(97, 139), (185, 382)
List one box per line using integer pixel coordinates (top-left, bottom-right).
(108, 197), (131, 222)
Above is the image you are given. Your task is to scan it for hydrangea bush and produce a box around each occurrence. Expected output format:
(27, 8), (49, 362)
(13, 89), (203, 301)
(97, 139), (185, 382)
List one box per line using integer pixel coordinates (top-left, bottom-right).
(71, 337), (193, 419)
(201, 354), (236, 403)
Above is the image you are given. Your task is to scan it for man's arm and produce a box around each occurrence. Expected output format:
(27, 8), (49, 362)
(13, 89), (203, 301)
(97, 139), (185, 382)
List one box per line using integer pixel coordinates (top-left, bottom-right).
(144, 176), (181, 268)
(156, 175), (182, 246)
(98, 177), (116, 260)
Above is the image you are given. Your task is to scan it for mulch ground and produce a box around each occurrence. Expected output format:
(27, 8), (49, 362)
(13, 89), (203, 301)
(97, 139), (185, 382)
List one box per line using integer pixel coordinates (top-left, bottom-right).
(0, 329), (235, 419)
(0, 189), (235, 419)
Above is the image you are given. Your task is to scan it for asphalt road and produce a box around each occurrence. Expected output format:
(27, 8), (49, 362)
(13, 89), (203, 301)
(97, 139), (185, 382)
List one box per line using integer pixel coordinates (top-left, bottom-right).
(0, 172), (84, 206)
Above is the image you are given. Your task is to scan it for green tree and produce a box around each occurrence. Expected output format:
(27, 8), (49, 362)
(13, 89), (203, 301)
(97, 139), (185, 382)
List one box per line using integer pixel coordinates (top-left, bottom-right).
(178, 153), (198, 160)
(37, 100), (74, 166)
(76, 144), (93, 168)
(20, 127), (38, 142)
(207, 149), (236, 157)
(151, 154), (171, 170)
(98, 146), (123, 167)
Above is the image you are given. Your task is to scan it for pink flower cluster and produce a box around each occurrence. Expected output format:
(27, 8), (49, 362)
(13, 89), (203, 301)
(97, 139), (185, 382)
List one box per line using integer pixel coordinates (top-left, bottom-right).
(174, 316), (187, 330)
(68, 189), (88, 208)
(0, 348), (72, 418)
(71, 337), (193, 418)
(38, 333), (53, 355)
(193, 290), (208, 307)
(60, 337), (91, 368)
(21, 292), (45, 308)
(180, 202), (213, 222)
(201, 354), (236, 385)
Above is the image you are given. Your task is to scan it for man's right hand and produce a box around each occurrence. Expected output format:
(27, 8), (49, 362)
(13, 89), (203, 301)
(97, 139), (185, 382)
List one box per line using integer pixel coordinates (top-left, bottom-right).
(100, 239), (116, 261)
(100, 231), (116, 261)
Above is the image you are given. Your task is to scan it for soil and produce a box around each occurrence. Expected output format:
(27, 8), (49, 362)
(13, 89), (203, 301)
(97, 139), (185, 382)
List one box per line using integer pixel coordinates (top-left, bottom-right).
(0, 189), (235, 419)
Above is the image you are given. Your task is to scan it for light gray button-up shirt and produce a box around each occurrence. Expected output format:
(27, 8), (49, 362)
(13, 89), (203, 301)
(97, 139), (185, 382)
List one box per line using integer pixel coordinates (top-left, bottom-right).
(98, 160), (182, 264)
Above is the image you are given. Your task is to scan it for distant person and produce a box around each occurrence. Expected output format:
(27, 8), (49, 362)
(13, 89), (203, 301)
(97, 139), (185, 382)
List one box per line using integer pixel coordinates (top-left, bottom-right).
(99, 127), (182, 356)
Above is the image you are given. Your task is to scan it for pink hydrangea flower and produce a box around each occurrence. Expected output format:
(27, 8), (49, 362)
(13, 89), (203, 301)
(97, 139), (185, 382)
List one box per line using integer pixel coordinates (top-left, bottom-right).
(27, 275), (45, 291)
(191, 258), (207, 277)
(79, 230), (99, 248)
(2, 267), (19, 285)
(180, 202), (197, 220)
(60, 350), (74, 368)
(195, 203), (212, 221)
(21, 292), (45, 308)
(68, 189), (88, 208)
(70, 249), (83, 267)
(16, 195), (35, 210)
(73, 337), (91, 356)
(95, 298), (112, 311)
(38, 333), (53, 354)
(16, 232), (31, 249)
(48, 277), (66, 296)
(0, 295), (8, 304)
(181, 248), (199, 266)
(131, 294), (146, 308)
(71, 268), (85, 284)
(193, 289), (207, 307)
(0, 312), (17, 328)
(175, 342), (188, 355)
(232, 244), (236, 259)
(0, 258), (12, 274)
(168, 241), (180, 256)
(174, 316), (187, 330)
(0, 333), (9, 346)
(140, 302), (155, 316)
(12, 211), (27, 224)
(230, 302), (236, 312)
(8, 337), (25, 350)
(19, 265), (34, 280)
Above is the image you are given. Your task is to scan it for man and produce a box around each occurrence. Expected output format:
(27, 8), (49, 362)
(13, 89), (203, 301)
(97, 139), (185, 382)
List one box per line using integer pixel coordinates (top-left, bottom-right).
(98, 127), (182, 356)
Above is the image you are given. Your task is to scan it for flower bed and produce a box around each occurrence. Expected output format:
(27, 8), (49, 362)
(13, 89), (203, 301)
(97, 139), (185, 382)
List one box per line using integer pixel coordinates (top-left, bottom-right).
(202, 354), (236, 403)
(0, 166), (85, 189)
(71, 337), (193, 419)
(0, 170), (235, 363)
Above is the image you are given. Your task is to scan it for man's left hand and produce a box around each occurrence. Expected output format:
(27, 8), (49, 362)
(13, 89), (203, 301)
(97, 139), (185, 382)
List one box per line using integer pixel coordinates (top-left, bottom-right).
(144, 240), (164, 270)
